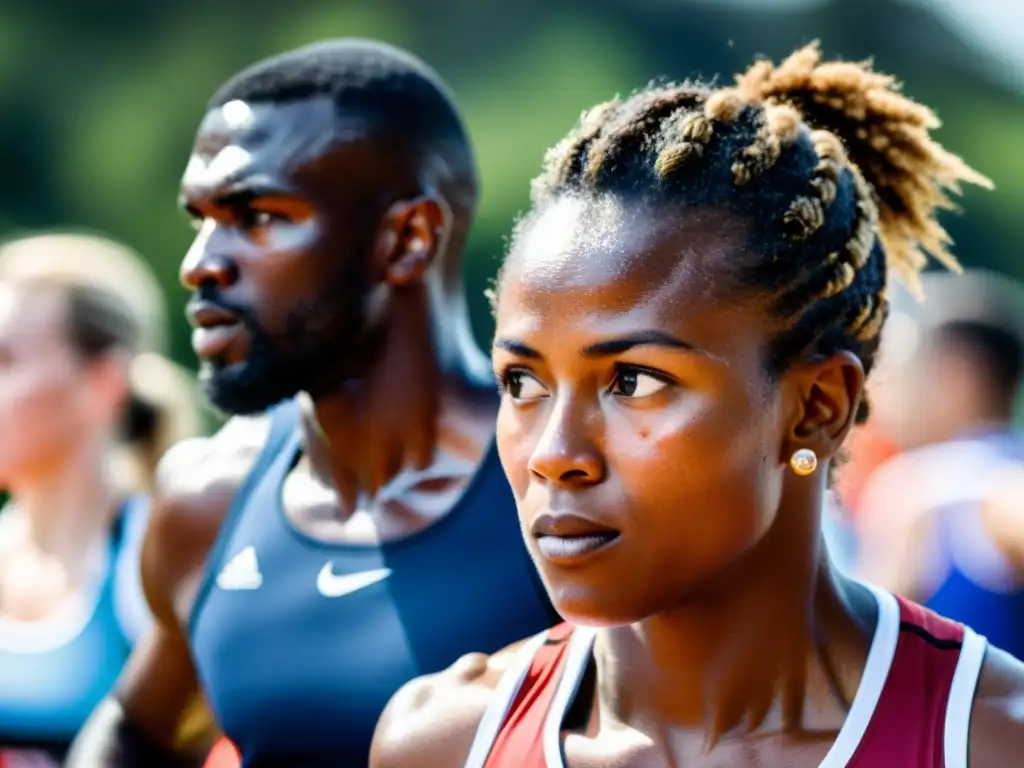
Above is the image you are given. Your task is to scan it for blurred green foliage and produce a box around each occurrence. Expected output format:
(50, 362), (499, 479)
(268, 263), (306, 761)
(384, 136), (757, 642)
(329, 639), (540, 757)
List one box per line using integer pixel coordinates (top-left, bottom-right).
(0, 0), (1020, 380)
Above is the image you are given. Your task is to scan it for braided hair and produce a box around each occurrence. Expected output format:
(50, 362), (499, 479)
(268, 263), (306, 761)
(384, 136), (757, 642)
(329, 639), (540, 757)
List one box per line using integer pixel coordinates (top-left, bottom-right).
(501, 42), (992, 424)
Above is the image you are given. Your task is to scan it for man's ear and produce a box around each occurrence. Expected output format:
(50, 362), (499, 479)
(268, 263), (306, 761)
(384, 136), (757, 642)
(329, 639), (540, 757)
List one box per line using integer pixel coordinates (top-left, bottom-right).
(374, 195), (450, 287)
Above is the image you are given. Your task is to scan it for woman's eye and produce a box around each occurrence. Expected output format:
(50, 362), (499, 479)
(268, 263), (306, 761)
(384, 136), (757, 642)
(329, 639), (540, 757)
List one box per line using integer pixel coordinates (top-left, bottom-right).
(501, 370), (548, 401)
(611, 367), (669, 399)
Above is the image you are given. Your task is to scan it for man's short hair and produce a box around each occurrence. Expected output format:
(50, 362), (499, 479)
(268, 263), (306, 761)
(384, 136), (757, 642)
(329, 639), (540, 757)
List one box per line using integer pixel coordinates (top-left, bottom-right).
(209, 39), (475, 186)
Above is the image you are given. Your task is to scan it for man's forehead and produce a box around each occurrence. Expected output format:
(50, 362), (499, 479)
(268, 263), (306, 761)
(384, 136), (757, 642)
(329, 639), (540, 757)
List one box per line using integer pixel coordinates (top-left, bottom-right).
(182, 97), (378, 194)
(193, 98), (326, 154)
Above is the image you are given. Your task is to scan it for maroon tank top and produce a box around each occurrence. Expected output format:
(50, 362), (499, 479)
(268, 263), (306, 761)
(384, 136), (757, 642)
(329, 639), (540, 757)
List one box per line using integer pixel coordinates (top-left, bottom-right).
(464, 585), (987, 768)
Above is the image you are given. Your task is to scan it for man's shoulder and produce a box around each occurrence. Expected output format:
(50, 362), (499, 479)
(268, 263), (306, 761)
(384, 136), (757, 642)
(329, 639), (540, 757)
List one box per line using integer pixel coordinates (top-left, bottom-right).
(140, 414), (275, 617)
(155, 414), (272, 520)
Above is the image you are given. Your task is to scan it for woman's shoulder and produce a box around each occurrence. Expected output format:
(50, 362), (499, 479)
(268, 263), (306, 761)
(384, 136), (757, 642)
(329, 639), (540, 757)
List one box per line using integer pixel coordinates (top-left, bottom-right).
(970, 643), (1024, 762)
(111, 494), (156, 643)
(370, 637), (535, 768)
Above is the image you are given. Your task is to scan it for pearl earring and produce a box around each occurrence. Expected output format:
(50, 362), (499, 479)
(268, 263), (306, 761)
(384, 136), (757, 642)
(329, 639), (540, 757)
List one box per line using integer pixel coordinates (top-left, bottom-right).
(789, 448), (818, 476)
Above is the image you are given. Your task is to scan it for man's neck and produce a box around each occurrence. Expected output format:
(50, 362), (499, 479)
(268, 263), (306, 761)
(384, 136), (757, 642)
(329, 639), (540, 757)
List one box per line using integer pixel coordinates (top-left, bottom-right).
(303, 283), (495, 506)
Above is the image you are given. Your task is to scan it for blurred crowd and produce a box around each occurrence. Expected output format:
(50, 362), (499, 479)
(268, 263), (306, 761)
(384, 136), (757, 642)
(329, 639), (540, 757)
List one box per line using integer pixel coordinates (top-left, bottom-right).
(0, 234), (205, 765)
(825, 269), (1024, 658)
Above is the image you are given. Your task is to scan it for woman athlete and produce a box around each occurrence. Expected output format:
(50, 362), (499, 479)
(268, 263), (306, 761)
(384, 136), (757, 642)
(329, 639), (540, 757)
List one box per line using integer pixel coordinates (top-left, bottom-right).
(371, 43), (1023, 767)
(0, 233), (202, 766)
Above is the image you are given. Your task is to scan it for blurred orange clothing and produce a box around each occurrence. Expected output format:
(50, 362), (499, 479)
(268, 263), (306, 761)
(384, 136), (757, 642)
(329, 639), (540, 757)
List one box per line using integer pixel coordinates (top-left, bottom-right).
(204, 738), (240, 768)
(835, 425), (901, 518)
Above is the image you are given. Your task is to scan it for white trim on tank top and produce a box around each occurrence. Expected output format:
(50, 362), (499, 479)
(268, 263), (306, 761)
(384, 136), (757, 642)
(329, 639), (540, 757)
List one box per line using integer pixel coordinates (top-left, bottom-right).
(542, 627), (598, 767)
(0, 498), (149, 653)
(465, 583), (914, 768)
(463, 632), (551, 768)
(816, 584), (901, 767)
(944, 627), (988, 768)
(111, 495), (154, 644)
(0, 546), (110, 654)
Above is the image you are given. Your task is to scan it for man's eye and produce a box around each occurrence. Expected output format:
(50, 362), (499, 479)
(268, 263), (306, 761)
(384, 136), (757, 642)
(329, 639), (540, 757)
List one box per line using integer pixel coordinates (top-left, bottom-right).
(240, 209), (278, 230)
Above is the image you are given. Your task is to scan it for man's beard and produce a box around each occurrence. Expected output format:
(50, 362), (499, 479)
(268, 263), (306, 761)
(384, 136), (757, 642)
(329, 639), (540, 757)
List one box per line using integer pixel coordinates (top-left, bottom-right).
(200, 291), (366, 416)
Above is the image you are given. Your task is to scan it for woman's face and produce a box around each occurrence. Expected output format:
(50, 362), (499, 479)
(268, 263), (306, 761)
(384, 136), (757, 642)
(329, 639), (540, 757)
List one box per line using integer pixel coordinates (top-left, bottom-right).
(493, 198), (854, 626)
(0, 285), (98, 486)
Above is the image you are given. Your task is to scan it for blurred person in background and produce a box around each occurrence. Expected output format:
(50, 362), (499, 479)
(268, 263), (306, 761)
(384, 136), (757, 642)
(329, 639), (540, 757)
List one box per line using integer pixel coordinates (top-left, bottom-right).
(69, 39), (557, 768)
(856, 269), (1024, 658)
(0, 233), (203, 767)
(820, 417), (901, 571)
(820, 427), (900, 574)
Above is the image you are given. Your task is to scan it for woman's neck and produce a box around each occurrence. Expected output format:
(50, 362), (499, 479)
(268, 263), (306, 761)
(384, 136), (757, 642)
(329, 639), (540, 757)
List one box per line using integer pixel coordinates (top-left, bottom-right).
(5, 446), (120, 563)
(595, 533), (877, 750)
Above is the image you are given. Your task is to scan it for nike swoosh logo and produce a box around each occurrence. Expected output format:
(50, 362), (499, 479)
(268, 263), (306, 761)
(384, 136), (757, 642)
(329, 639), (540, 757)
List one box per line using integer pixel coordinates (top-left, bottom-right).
(316, 564), (392, 598)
